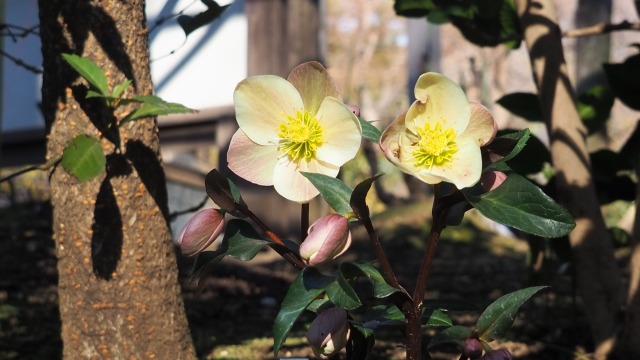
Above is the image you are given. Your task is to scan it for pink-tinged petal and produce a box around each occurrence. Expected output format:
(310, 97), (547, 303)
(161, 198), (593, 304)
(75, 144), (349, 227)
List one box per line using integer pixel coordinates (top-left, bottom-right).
(287, 61), (342, 115)
(480, 170), (508, 192)
(177, 208), (225, 257)
(234, 75), (303, 144)
(307, 308), (350, 359)
(465, 102), (498, 146)
(227, 130), (279, 186)
(300, 214), (352, 266)
(411, 73), (470, 134)
(428, 136), (482, 189)
(380, 113), (441, 184)
(315, 97), (362, 165)
(273, 157), (339, 203)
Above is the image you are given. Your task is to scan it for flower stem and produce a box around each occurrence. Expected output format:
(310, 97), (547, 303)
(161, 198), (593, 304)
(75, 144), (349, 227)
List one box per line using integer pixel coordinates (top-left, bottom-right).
(301, 202), (310, 243)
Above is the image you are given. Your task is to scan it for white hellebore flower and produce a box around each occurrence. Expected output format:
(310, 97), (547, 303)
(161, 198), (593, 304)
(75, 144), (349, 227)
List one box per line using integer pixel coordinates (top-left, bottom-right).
(380, 73), (496, 189)
(227, 62), (362, 203)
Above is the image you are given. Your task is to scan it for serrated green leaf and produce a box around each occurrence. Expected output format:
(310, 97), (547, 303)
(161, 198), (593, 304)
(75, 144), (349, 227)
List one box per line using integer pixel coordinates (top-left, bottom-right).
(350, 174), (383, 220)
(428, 325), (472, 350)
(359, 118), (382, 142)
(341, 262), (400, 299)
(496, 92), (543, 121)
(465, 174), (575, 237)
(61, 135), (106, 182)
(477, 286), (546, 341)
(222, 219), (269, 261)
(273, 268), (328, 357)
(112, 79), (133, 99)
(301, 172), (353, 215)
(62, 53), (110, 96)
(326, 271), (361, 310)
(485, 129), (531, 171)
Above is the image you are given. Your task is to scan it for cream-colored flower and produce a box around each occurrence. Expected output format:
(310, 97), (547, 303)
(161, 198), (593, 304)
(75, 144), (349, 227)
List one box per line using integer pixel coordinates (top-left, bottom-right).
(227, 62), (362, 203)
(380, 72), (496, 189)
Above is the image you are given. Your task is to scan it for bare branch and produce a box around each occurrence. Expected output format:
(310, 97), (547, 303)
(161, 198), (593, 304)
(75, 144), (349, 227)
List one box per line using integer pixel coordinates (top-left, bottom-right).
(563, 20), (640, 38)
(0, 23), (40, 40)
(0, 49), (43, 74)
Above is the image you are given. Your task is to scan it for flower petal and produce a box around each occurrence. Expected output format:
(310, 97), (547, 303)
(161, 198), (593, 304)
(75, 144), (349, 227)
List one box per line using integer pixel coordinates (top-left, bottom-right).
(315, 97), (362, 165)
(427, 136), (482, 189)
(273, 157), (339, 203)
(287, 61), (342, 115)
(380, 113), (442, 184)
(227, 130), (279, 186)
(465, 102), (497, 146)
(234, 75), (303, 144)
(410, 73), (470, 134)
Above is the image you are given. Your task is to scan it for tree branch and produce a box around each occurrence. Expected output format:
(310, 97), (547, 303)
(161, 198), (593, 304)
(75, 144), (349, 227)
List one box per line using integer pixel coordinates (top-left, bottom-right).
(563, 20), (640, 38)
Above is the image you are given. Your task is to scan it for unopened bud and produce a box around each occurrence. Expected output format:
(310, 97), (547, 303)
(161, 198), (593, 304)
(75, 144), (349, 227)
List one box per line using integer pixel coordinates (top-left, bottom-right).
(307, 308), (350, 359)
(481, 348), (513, 360)
(480, 170), (507, 192)
(176, 208), (224, 257)
(346, 104), (360, 117)
(299, 214), (352, 266)
(462, 338), (483, 359)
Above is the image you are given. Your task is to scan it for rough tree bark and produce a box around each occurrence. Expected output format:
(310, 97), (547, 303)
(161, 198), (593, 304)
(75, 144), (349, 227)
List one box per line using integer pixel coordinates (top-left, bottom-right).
(39, 0), (196, 358)
(515, 0), (622, 358)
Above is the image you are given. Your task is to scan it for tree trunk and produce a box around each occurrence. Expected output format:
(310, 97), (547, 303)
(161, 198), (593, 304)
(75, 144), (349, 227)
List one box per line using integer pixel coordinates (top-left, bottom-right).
(515, 1), (622, 358)
(39, 1), (196, 358)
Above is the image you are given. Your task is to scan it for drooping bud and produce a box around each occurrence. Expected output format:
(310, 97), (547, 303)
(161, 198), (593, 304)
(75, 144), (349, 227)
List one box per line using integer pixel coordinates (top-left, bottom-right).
(307, 308), (350, 359)
(346, 104), (361, 117)
(480, 170), (507, 192)
(481, 348), (513, 360)
(462, 338), (483, 359)
(176, 208), (224, 257)
(299, 214), (352, 266)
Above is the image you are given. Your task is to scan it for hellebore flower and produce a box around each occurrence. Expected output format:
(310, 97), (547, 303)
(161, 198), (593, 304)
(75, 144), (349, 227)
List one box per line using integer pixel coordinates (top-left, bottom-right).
(176, 208), (224, 257)
(462, 338), (483, 359)
(228, 61), (362, 203)
(299, 214), (352, 266)
(380, 73), (497, 189)
(307, 308), (351, 359)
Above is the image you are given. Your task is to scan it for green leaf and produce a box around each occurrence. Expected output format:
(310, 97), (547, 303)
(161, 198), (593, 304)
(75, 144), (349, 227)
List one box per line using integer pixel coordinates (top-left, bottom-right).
(205, 169), (246, 213)
(577, 85), (614, 135)
(465, 173), (575, 238)
(428, 325), (472, 349)
(341, 262), (400, 299)
(496, 92), (543, 121)
(325, 271), (362, 310)
(112, 79), (133, 99)
(477, 286), (546, 341)
(393, 0), (435, 17)
(485, 129), (531, 171)
(346, 323), (376, 360)
(273, 268), (328, 357)
(178, 0), (229, 37)
(123, 97), (193, 121)
(504, 132), (550, 175)
(359, 118), (382, 142)
(61, 135), (106, 182)
(350, 174), (383, 220)
(62, 53), (110, 96)
(301, 172), (353, 215)
(221, 219), (269, 261)
(423, 308), (452, 327)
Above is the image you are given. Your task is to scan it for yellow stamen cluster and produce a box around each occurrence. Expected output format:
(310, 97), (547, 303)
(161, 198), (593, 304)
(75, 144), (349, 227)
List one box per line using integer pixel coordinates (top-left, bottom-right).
(278, 110), (323, 162)
(413, 122), (458, 168)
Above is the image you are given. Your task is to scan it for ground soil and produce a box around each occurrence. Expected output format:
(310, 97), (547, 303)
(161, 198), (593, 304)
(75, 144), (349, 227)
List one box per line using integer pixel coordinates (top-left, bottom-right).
(0, 201), (600, 359)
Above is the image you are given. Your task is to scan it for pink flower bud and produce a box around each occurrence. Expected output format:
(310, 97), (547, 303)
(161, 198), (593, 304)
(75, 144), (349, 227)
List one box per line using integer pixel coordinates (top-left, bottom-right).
(462, 338), (483, 359)
(480, 170), (507, 192)
(346, 104), (360, 117)
(307, 308), (350, 359)
(481, 348), (513, 360)
(176, 208), (224, 257)
(299, 214), (352, 266)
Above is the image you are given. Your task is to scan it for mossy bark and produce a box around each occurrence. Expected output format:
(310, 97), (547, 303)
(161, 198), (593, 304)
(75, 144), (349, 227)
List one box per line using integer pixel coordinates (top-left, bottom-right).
(39, 1), (196, 358)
